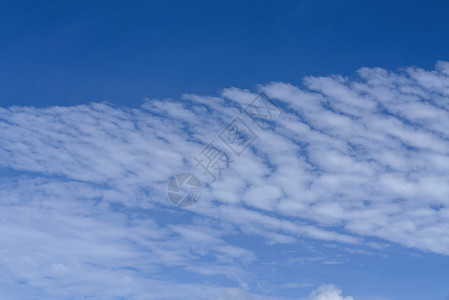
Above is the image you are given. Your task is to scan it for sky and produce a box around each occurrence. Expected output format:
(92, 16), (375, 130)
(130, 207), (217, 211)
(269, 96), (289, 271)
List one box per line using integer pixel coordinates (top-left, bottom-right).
(1, 1), (449, 299)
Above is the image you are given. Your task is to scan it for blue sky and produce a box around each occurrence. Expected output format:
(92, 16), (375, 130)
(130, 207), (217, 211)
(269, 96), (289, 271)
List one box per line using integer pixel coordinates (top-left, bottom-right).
(2, 0), (449, 106)
(1, 1), (449, 300)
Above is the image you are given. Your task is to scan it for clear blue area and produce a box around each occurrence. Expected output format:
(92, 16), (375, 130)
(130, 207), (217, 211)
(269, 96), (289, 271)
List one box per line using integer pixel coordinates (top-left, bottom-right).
(1, 0), (449, 107)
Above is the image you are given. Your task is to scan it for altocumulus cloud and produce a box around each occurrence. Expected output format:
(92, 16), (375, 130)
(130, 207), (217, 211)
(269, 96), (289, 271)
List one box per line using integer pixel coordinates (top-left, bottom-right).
(0, 62), (448, 298)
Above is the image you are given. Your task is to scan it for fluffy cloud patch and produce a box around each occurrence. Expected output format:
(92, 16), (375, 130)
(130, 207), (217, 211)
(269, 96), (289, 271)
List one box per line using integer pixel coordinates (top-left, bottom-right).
(305, 285), (353, 300)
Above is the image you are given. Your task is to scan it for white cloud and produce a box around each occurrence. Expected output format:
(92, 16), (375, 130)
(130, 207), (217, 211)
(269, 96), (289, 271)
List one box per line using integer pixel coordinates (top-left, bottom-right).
(1, 61), (449, 298)
(305, 285), (353, 300)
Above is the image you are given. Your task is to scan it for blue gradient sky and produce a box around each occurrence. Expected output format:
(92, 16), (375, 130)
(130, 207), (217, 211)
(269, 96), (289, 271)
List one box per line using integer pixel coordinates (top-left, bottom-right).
(1, 0), (449, 106)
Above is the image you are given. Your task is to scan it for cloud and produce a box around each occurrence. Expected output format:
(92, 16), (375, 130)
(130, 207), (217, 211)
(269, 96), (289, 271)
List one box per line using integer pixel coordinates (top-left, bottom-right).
(0, 177), (255, 299)
(305, 285), (353, 300)
(256, 62), (449, 255)
(1, 61), (449, 298)
(218, 288), (254, 300)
